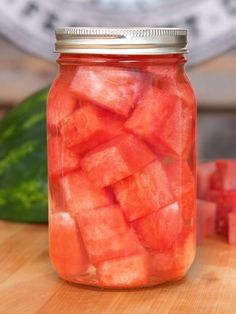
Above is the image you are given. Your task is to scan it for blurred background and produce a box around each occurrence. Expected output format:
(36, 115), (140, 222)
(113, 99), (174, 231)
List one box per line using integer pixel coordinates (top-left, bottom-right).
(0, 0), (236, 160)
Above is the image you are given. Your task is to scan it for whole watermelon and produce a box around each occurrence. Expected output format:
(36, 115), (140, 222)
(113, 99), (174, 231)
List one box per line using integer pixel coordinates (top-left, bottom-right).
(0, 88), (49, 223)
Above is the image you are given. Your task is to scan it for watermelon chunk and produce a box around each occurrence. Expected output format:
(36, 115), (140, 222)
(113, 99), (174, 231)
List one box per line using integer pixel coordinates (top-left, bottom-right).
(60, 105), (123, 155)
(206, 190), (236, 236)
(132, 202), (183, 251)
(147, 62), (196, 110)
(47, 136), (80, 178)
(47, 68), (78, 133)
(178, 189), (196, 226)
(146, 64), (179, 90)
(50, 171), (113, 215)
(125, 88), (194, 157)
(150, 231), (195, 280)
(49, 212), (89, 277)
(97, 253), (149, 288)
(206, 190), (236, 209)
(197, 200), (216, 244)
(174, 232), (195, 274)
(149, 251), (175, 279)
(211, 160), (236, 191)
(217, 206), (234, 237)
(81, 133), (156, 187)
(163, 160), (195, 226)
(71, 66), (142, 117)
(197, 162), (215, 199)
(228, 212), (236, 244)
(164, 159), (194, 199)
(76, 205), (143, 264)
(113, 159), (173, 221)
(177, 81), (196, 109)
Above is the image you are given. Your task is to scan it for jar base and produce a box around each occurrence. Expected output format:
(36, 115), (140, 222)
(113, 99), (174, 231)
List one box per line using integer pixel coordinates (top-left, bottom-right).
(59, 269), (189, 290)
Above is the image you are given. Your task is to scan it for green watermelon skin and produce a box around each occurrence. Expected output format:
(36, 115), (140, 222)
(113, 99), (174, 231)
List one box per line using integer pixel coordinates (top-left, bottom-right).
(0, 88), (49, 223)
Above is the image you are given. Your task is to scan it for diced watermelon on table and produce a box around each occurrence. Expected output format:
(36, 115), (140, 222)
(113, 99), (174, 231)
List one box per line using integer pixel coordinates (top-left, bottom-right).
(206, 189), (236, 236)
(49, 171), (113, 214)
(71, 66), (142, 117)
(132, 202), (183, 251)
(217, 206), (234, 237)
(197, 200), (216, 244)
(47, 136), (80, 178)
(125, 87), (194, 158)
(197, 161), (215, 199)
(112, 159), (173, 221)
(60, 105), (124, 155)
(49, 212), (89, 277)
(76, 205), (144, 264)
(228, 212), (236, 244)
(81, 133), (156, 187)
(97, 253), (149, 288)
(211, 160), (236, 191)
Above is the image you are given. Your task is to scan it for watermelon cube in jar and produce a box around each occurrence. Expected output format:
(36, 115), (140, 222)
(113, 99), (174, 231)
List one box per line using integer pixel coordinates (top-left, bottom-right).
(47, 27), (196, 288)
(49, 212), (90, 279)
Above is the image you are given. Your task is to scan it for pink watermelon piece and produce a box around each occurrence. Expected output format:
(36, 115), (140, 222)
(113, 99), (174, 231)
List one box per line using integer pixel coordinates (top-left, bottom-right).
(150, 231), (195, 280)
(125, 87), (194, 157)
(60, 105), (123, 155)
(49, 212), (89, 277)
(50, 171), (114, 215)
(47, 136), (80, 178)
(206, 190), (236, 236)
(163, 160), (195, 226)
(211, 160), (236, 191)
(76, 205), (144, 264)
(81, 133), (156, 187)
(217, 206), (234, 237)
(228, 212), (236, 244)
(47, 67), (78, 133)
(197, 162), (215, 199)
(71, 66), (142, 117)
(132, 202), (183, 251)
(146, 64), (179, 91)
(197, 200), (216, 244)
(97, 253), (149, 288)
(206, 189), (236, 208)
(147, 62), (196, 110)
(177, 81), (196, 109)
(174, 231), (196, 274)
(149, 251), (174, 279)
(113, 159), (173, 221)
(164, 159), (195, 199)
(178, 189), (196, 226)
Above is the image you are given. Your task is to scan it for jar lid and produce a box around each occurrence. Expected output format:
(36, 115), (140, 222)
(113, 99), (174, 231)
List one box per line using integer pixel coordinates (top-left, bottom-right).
(55, 27), (188, 55)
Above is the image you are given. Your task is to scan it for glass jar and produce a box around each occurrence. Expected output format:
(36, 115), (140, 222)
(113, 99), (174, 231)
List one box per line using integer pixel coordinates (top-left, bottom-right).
(47, 27), (196, 288)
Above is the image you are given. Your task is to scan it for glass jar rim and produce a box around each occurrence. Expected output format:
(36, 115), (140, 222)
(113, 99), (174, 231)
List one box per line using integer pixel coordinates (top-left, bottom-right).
(55, 27), (188, 55)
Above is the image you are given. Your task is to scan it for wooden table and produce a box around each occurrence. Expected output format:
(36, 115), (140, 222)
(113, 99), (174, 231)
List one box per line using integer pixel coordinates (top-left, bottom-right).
(1, 220), (236, 314)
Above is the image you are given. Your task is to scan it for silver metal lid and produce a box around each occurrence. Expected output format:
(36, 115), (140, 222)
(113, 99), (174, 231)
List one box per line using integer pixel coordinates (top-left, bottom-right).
(55, 27), (188, 55)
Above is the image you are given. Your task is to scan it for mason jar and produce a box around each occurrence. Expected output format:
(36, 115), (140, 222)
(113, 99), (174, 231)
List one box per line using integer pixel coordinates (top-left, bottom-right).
(47, 27), (196, 288)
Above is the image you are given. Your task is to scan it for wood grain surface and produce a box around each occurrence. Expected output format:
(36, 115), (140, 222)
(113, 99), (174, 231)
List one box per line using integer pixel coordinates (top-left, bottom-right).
(0, 220), (236, 314)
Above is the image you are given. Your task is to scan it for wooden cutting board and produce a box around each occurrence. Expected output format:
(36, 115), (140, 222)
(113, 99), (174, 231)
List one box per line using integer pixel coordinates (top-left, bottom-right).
(1, 220), (236, 314)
